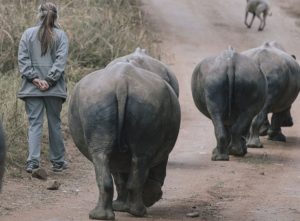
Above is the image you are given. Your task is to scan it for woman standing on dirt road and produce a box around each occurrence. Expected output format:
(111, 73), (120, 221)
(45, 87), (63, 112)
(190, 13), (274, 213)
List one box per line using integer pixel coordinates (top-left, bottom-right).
(18, 2), (69, 173)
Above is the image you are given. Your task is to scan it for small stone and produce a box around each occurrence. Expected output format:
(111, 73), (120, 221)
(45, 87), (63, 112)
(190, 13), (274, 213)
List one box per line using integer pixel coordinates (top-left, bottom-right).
(186, 211), (200, 218)
(32, 168), (48, 180)
(47, 180), (61, 190)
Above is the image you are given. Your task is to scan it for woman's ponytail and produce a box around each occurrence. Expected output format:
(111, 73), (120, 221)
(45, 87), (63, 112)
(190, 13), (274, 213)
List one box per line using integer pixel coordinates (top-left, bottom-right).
(37, 2), (58, 56)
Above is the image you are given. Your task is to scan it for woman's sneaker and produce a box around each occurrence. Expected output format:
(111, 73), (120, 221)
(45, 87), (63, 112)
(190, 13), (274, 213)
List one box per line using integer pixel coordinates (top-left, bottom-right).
(51, 161), (68, 172)
(25, 161), (39, 173)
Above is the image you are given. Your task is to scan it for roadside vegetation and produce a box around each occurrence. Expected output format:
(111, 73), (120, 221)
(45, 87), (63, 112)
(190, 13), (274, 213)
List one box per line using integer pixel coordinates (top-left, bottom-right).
(0, 0), (158, 175)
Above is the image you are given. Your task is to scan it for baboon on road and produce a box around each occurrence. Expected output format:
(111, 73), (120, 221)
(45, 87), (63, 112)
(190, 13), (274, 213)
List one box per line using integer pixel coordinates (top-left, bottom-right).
(245, 0), (271, 31)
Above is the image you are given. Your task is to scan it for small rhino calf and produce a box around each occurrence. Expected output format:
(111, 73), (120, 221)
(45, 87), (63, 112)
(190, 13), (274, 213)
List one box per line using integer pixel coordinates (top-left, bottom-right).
(244, 0), (271, 31)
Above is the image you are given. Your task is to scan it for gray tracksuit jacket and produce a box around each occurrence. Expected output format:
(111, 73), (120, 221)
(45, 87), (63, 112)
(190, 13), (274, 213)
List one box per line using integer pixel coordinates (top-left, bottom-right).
(18, 25), (68, 100)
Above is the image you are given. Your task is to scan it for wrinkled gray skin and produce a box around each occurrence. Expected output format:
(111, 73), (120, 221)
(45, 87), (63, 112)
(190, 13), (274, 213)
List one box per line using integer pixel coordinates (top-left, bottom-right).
(0, 121), (6, 191)
(243, 42), (300, 148)
(245, 0), (270, 31)
(68, 50), (181, 220)
(191, 47), (266, 161)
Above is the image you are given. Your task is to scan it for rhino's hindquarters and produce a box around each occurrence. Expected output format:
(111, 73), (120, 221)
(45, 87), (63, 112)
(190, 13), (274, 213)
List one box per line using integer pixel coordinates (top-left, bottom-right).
(69, 64), (180, 219)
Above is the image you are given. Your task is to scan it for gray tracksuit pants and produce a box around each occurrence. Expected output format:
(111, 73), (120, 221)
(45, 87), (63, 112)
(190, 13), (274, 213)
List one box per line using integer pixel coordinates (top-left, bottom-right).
(25, 97), (65, 164)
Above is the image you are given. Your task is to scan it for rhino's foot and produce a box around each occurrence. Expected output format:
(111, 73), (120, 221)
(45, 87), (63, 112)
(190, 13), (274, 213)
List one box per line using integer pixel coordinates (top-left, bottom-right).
(143, 179), (162, 207)
(229, 146), (247, 157)
(89, 206), (115, 220)
(128, 203), (147, 217)
(211, 148), (229, 161)
(268, 131), (286, 142)
(246, 137), (263, 148)
(112, 199), (129, 212)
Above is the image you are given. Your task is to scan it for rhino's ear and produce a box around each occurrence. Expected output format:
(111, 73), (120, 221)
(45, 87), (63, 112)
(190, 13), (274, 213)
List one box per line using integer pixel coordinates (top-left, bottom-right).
(291, 54), (297, 60)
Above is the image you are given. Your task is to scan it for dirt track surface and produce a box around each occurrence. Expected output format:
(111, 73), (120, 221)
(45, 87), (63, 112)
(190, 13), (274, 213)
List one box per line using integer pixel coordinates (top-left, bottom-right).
(1, 0), (300, 220)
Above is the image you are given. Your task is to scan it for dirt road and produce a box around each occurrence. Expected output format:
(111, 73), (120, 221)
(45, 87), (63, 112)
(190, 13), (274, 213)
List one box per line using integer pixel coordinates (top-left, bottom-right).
(1, 0), (300, 220)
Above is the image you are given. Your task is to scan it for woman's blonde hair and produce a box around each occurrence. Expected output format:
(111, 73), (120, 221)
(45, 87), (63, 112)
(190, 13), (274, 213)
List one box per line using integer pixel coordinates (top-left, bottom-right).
(37, 2), (58, 56)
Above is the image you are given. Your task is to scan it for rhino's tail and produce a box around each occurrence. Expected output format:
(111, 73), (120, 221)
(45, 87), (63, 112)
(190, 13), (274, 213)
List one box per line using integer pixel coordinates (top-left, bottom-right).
(226, 46), (236, 118)
(116, 78), (128, 152)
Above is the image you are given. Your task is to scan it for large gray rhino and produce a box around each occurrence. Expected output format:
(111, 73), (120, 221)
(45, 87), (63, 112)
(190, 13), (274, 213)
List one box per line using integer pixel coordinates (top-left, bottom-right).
(191, 47), (266, 161)
(0, 121), (6, 191)
(68, 49), (181, 220)
(243, 42), (300, 148)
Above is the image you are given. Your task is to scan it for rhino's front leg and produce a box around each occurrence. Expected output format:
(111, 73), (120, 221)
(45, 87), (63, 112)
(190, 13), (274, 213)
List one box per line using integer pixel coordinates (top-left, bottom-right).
(127, 155), (149, 217)
(90, 149), (115, 220)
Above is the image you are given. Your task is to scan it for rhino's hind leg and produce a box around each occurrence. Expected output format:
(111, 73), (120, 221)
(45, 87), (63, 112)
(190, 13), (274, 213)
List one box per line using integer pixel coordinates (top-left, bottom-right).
(89, 141), (115, 220)
(229, 112), (253, 157)
(211, 116), (230, 161)
(112, 172), (129, 212)
(126, 155), (149, 217)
